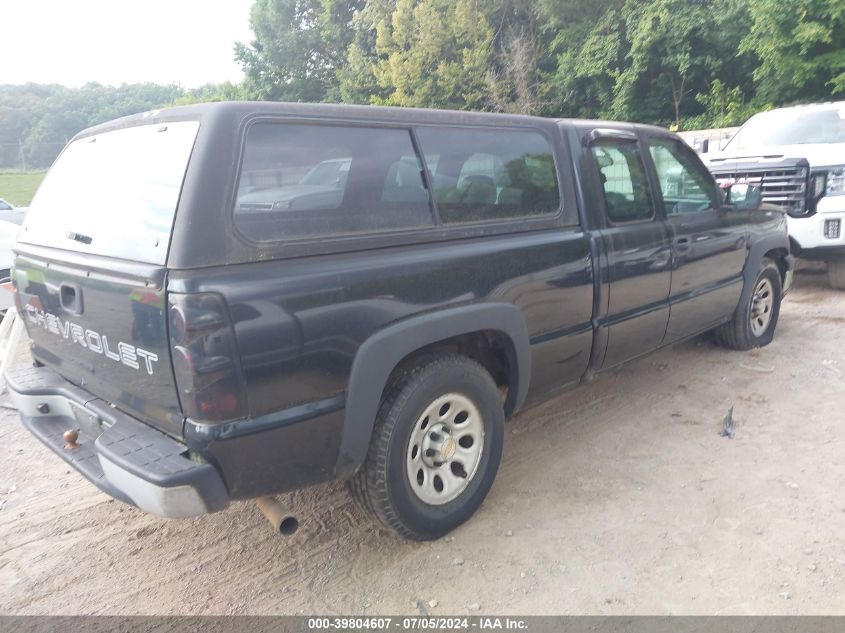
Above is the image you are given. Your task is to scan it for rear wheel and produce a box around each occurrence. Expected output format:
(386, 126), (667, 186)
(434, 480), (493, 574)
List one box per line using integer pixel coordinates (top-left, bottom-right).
(349, 355), (504, 540)
(828, 260), (845, 290)
(715, 258), (782, 350)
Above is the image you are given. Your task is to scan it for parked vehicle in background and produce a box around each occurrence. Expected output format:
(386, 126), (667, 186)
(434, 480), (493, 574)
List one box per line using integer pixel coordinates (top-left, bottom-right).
(0, 198), (26, 225)
(0, 202), (24, 314)
(677, 127), (739, 155)
(703, 102), (845, 289)
(6, 103), (793, 541)
(237, 157), (351, 213)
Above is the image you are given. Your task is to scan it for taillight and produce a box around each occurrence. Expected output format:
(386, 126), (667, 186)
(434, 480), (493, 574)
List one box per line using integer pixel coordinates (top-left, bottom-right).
(168, 292), (247, 424)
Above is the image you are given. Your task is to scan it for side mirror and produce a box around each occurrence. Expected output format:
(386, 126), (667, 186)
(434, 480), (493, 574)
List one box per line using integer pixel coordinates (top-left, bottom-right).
(724, 183), (762, 210)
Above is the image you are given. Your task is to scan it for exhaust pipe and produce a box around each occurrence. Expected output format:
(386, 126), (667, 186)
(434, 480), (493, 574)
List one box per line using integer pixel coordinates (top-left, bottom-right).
(256, 496), (299, 536)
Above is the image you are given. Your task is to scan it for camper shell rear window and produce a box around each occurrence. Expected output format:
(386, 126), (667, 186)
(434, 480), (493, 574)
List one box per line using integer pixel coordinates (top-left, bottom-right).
(19, 121), (199, 265)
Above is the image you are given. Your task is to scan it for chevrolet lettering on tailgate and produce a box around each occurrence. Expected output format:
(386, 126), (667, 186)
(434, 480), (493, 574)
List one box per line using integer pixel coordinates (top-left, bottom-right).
(23, 306), (159, 375)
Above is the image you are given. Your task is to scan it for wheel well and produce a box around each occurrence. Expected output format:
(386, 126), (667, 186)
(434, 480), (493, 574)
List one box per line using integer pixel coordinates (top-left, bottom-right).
(764, 247), (790, 284)
(384, 330), (518, 418)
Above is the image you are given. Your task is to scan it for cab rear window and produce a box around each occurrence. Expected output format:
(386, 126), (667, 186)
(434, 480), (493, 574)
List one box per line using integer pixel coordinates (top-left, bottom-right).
(19, 121), (199, 265)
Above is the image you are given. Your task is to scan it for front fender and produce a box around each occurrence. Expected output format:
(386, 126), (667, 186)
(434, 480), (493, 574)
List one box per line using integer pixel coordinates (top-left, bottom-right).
(741, 212), (791, 303)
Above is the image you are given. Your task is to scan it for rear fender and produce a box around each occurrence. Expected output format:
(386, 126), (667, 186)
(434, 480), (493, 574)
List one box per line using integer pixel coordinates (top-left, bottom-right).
(335, 303), (531, 479)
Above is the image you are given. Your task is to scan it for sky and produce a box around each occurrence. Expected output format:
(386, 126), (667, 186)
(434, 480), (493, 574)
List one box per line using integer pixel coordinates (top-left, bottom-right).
(0, 0), (255, 88)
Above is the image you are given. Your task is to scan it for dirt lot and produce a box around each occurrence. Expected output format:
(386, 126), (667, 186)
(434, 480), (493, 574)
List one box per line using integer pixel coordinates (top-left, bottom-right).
(1, 264), (843, 616)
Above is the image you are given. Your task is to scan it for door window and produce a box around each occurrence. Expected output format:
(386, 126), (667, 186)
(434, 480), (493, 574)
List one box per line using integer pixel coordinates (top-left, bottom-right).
(591, 142), (654, 223)
(649, 139), (719, 214)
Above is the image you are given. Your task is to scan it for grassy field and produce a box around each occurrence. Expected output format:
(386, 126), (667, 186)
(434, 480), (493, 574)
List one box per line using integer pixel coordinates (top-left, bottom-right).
(0, 171), (47, 206)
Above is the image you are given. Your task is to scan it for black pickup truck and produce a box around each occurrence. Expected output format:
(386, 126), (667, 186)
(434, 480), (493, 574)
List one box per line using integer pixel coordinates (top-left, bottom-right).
(7, 102), (793, 540)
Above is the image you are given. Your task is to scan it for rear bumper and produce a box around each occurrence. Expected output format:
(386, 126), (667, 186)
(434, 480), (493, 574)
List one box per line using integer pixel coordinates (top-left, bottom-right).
(6, 357), (229, 518)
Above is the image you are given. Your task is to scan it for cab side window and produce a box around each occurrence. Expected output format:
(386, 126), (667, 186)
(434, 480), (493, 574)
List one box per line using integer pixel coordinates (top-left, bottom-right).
(415, 127), (561, 225)
(234, 122), (435, 241)
(591, 142), (654, 223)
(649, 139), (719, 214)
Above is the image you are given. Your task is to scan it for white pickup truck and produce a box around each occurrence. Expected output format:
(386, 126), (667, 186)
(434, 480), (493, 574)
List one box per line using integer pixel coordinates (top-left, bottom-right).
(703, 102), (845, 289)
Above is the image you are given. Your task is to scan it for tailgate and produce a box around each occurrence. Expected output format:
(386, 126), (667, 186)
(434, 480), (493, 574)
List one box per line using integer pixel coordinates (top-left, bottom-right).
(14, 247), (182, 436)
(10, 119), (201, 438)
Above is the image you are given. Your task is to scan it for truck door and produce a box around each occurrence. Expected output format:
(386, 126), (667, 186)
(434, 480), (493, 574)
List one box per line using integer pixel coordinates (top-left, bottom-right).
(586, 130), (672, 368)
(643, 134), (747, 343)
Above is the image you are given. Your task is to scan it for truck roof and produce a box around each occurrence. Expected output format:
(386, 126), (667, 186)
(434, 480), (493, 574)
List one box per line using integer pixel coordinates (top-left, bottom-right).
(74, 101), (673, 142)
(560, 118), (667, 136)
(74, 101), (562, 141)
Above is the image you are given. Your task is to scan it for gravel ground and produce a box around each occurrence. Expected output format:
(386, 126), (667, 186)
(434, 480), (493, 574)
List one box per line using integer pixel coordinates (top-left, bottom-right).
(0, 263), (843, 615)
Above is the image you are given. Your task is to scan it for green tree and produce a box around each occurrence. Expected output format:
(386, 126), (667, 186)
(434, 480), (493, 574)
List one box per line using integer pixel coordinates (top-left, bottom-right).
(548, 0), (753, 127)
(10, 0), (845, 166)
(484, 0), (553, 114)
(0, 83), (185, 169)
(548, 0), (627, 119)
(614, 0), (737, 127)
(741, 0), (845, 103)
(173, 82), (248, 105)
(235, 0), (364, 102)
(338, 0), (393, 104)
(343, 0), (493, 110)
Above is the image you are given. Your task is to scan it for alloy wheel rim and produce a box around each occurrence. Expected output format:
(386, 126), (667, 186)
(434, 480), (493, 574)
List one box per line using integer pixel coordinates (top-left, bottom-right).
(405, 392), (485, 506)
(750, 277), (774, 337)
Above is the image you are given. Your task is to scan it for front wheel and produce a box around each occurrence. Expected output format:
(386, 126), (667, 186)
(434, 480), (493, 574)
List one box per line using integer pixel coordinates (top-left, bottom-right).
(715, 258), (782, 351)
(828, 260), (845, 290)
(349, 355), (505, 540)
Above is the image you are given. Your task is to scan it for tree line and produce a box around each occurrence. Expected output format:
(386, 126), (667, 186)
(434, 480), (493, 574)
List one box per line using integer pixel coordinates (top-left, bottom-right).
(0, 83), (182, 169)
(3, 0), (844, 169)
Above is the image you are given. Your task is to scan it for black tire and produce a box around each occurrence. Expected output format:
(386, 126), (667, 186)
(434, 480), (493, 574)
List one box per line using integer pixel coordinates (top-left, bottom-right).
(715, 258), (782, 351)
(349, 354), (505, 540)
(828, 260), (845, 290)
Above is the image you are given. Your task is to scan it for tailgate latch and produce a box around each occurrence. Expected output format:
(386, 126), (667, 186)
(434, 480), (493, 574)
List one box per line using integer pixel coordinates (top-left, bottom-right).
(60, 283), (84, 315)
